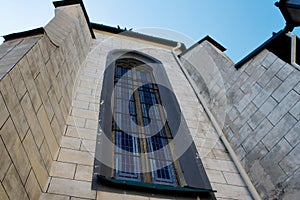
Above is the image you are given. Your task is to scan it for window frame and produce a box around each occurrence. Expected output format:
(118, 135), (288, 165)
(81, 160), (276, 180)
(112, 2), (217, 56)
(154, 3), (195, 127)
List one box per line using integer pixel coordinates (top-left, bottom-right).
(92, 50), (215, 198)
(112, 58), (179, 186)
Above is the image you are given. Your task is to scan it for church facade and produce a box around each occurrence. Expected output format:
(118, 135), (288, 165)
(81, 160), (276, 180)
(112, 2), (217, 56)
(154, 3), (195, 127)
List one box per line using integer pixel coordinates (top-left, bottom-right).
(0, 1), (299, 200)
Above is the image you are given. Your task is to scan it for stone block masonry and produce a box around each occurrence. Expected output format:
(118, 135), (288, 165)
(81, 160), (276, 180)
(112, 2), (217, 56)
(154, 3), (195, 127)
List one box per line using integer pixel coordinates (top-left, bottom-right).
(182, 41), (300, 200)
(0, 4), (92, 200)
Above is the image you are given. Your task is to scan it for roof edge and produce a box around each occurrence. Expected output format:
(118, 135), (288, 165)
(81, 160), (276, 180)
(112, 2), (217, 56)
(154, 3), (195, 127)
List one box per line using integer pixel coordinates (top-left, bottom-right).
(235, 30), (285, 69)
(53, 0), (95, 39)
(91, 23), (186, 51)
(3, 27), (45, 42)
(179, 35), (226, 57)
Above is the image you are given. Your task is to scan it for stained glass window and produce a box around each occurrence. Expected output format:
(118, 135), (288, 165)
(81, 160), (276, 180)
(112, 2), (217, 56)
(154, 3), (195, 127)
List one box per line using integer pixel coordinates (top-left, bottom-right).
(113, 59), (177, 186)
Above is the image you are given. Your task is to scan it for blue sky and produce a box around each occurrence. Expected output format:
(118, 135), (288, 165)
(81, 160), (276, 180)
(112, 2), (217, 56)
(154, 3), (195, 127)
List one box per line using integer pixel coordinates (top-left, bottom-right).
(1, 0), (299, 62)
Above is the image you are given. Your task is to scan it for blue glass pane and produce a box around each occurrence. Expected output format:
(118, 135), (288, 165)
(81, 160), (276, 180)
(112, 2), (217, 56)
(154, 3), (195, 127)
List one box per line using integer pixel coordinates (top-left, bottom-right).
(149, 159), (177, 186)
(115, 113), (137, 133)
(115, 154), (141, 181)
(115, 131), (139, 154)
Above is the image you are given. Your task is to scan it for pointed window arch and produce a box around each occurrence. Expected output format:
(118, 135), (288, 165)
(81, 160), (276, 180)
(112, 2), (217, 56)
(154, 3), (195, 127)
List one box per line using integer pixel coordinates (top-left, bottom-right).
(93, 50), (214, 198)
(113, 58), (177, 186)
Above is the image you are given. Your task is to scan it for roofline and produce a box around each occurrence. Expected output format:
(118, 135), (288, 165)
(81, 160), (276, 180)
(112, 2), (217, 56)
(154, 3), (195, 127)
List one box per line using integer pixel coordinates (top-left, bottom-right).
(91, 23), (186, 51)
(53, 0), (96, 39)
(179, 35), (226, 57)
(3, 27), (45, 41)
(235, 29), (285, 69)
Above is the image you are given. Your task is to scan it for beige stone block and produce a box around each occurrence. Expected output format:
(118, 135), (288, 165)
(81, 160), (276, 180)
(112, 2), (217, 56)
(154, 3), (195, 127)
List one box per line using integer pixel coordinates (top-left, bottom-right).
(66, 126), (97, 140)
(51, 115), (64, 144)
(0, 76), (29, 140)
(0, 118), (31, 184)
(40, 193), (70, 200)
(58, 148), (94, 166)
(48, 87), (66, 133)
(61, 136), (82, 150)
(40, 140), (53, 173)
(75, 87), (93, 95)
(75, 93), (99, 104)
(8, 66), (27, 99)
(75, 165), (93, 181)
(35, 73), (55, 121)
(25, 46), (40, 79)
(211, 183), (251, 200)
(97, 191), (124, 200)
(88, 102), (100, 112)
(48, 177), (96, 199)
(72, 100), (90, 110)
(46, 59), (62, 100)
(2, 164), (29, 200)
(67, 116), (86, 128)
(223, 172), (245, 186)
(80, 139), (96, 153)
(124, 193), (149, 200)
(71, 197), (93, 200)
(203, 158), (237, 173)
(18, 58), (42, 112)
(59, 98), (69, 122)
(0, 92), (9, 129)
(50, 161), (76, 179)
(0, 182), (9, 200)
(25, 170), (42, 200)
(212, 149), (231, 161)
(72, 108), (98, 120)
(21, 92), (44, 147)
(38, 36), (50, 63)
(39, 61), (52, 92)
(37, 105), (59, 159)
(0, 138), (11, 181)
(23, 130), (50, 192)
(85, 119), (98, 130)
(205, 169), (227, 184)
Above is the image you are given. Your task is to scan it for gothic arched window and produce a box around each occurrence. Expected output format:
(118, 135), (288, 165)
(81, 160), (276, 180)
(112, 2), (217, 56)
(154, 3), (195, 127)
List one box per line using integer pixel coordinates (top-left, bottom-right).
(113, 58), (177, 186)
(93, 50), (214, 198)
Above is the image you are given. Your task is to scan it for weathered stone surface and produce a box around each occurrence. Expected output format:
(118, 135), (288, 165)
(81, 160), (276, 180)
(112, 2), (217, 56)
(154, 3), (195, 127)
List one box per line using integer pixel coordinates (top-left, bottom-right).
(40, 193), (70, 200)
(242, 119), (273, 152)
(0, 138), (11, 181)
(37, 105), (59, 159)
(211, 183), (251, 200)
(25, 170), (42, 200)
(61, 136), (82, 150)
(21, 92), (44, 148)
(18, 58), (42, 112)
(279, 144), (300, 176)
(272, 70), (300, 102)
(35, 73), (55, 121)
(263, 113), (297, 150)
(2, 164), (29, 200)
(0, 118), (31, 184)
(268, 90), (299, 126)
(9, 66), (27, 99)
(50, 161), (76, 179)
(0, 92), (9, 129)
(23, 130), (49, 192)
(75, 165), (93, 181)
(0, 75), (29, 140)
(40, 140), (53, 173)
(58, 148), (94, 166)
(48, 177), (96, 199)
(0, 182), (9, 200)
(276, 64), (294, 81)
(285, 121), (300, 147)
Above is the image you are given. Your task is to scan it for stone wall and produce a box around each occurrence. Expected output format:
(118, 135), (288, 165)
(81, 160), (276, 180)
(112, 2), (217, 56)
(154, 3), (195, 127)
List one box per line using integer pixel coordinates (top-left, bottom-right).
(181, 40), (300, 199)
(225, 50), (300, 199)
(0, 4), (92, 199)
